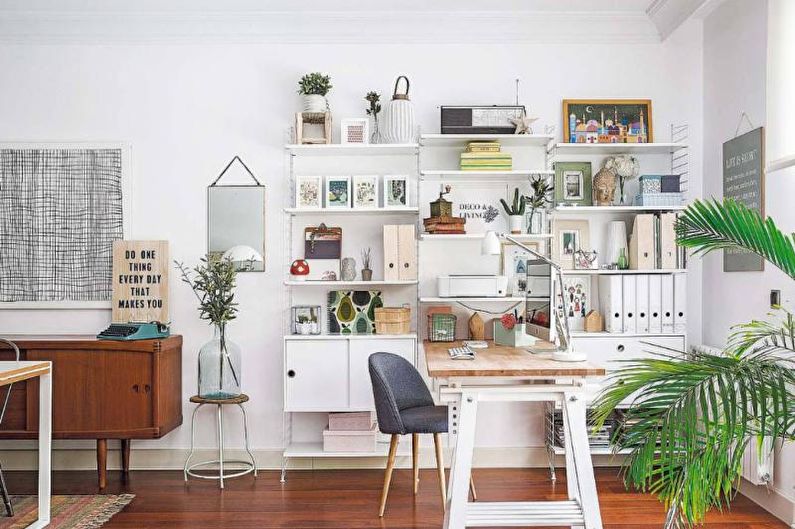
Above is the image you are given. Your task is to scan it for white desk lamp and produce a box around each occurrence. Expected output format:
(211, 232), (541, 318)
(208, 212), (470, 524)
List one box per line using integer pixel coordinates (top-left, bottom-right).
(482, 231), (587, 362)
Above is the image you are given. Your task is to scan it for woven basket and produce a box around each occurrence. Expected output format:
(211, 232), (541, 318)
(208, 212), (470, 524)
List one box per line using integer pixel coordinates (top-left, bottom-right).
(375, 307), (411, 335)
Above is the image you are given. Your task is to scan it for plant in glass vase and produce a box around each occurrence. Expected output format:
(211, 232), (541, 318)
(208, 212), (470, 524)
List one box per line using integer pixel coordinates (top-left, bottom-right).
(365, 91), (382, 144)
(176, 256), (242, 400)
(525, 174), (552, 234)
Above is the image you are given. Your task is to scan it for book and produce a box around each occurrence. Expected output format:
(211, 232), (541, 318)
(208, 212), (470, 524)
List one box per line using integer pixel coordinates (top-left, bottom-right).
(460, 152), (511, 159)
(424, 216), (465, 226)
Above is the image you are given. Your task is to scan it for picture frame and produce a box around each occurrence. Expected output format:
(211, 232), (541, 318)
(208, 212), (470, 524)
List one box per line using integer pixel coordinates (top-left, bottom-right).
(563, 99), (653, 144)
(341, 118), (369, 145)
(556, 275), (591, 331)
(383, 175), (409, 209)
(296, 175), (322, 209)
(352, 175), (379, 209)
(291, 305), (322, 335)
(552, 219), (590, 270)
(554, 162), (592, 207)
(501, 241), (540, 296)
(573, 249), (599, 270)
(325, 176), (351, 208)
(445, 182), (509, 233)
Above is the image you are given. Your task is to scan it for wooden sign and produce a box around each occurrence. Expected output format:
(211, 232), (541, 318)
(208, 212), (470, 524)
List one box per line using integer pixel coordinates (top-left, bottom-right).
(112, 241), (169, 323)
(723, 127), (765, 272)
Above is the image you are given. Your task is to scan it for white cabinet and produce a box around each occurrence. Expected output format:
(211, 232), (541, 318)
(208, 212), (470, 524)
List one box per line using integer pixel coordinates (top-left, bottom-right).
(284, 337), (417, 412)
(572, 335), (685, 373)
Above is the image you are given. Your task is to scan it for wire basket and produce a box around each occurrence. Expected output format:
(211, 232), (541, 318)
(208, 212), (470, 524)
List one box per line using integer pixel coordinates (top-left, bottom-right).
(428, 313), (457, 342)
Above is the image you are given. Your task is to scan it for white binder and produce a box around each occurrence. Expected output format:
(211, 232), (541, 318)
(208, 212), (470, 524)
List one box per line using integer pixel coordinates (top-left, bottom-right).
(648, 275), (663, 334)
(636, 274), (650, 334)
(660, 213), (678, 269)
(622, 275), (637, 334)
(598, 275), (623, 333)
(674, 274), (687, 334)
(661, 274), (675, 333)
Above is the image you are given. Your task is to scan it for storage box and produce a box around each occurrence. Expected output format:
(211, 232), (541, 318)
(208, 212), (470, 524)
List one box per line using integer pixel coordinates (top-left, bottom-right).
(374, 306), (411, 335)
(328, 411), (373, 431)
(639, 174), (681, 194)
(634, 192), (683, 207)
(493, 321), (538, 347)
(323, 423), (377, 452)
(428, 313), (457, 342)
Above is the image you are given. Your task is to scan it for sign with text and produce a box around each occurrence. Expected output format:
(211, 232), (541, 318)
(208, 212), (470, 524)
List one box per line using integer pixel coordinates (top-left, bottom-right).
(112, 240), (169, 323)
(723, 127), (765, 272)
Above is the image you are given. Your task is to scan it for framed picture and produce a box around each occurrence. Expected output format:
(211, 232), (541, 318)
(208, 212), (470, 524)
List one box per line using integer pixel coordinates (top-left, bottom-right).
(574, 249), (599, 270)
(445, 182), (509, 233)
(383, 175), (409, 209)
(501, 241), (540, 296)
(554, 162), (592, 207)
(296, 175), (322, 209)
(552, 219), (590, 270)
(325, 176), (351, 208)
(352, 175), (379, 209)
(291, 305), (321, 335)
(556, 275), (590, 331)
(563, 99), (653, 144)
(341, 118), (369, 145)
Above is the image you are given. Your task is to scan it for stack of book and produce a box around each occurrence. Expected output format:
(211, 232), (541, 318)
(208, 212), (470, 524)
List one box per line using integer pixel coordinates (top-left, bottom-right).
(460, 141), (512, 171)
(423, 216), (466, 235)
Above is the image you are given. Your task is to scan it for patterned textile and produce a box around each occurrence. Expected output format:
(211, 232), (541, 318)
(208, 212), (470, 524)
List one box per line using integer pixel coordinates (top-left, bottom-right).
(0, 494), (134, 529)
(327, 290), (383, 334)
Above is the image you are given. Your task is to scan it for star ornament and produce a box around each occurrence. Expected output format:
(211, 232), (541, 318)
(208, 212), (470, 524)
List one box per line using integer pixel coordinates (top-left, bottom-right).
(510, 113), (539, 135)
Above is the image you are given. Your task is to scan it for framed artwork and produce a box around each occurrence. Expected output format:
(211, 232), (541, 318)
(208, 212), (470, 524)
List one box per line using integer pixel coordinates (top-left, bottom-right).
(573, 249), (599, 270)
(553, 219), (590, 269)
(501, 241), (540, 296)
(327, 290), (384, 334)
(445, 182), (509, 233)
(563, 99), (653, 144)
(554, 162), (592, 207)
(383, 175), (409, 208)
(353, 175), (379, 209)
(556, 275), (590, 331)
(341, 118), (369, 145)
(296, 175), (322, 209)
(325, 176), (351, 208)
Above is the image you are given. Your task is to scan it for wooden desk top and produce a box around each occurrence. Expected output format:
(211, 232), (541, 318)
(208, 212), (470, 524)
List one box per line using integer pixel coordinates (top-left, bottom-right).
(424, 340), (605, 378)
(0, 361), (51, 386)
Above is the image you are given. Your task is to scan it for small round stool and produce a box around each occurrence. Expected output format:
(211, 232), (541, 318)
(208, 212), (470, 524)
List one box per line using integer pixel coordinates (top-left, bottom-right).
(183, 394), (257, 489)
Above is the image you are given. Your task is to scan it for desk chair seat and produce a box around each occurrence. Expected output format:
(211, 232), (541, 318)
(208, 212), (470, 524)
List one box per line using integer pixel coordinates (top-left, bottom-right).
(369, 352), (476, 517)
(0, 339), (20, 517)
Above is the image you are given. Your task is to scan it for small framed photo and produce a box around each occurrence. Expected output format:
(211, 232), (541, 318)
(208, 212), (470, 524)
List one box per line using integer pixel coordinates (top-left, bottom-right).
(554, 162), (592, 207)
(341, 118), (369, 145)
(553, 219), (590, 270)
(556, 276), (591, 331)
(501, 241), (540, 296)
(326, 176), (351, 208)
(296, 175), (322, 209)
(573, 249), (599, 270)
(292, 305), (322, 335)
(383, 175), (409, 209)
(352, 175), (379, 209)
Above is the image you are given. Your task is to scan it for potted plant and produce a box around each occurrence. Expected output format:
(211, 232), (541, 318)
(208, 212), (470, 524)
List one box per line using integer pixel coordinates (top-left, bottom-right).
(500, 188), (526, 234)
(297, 72), (332, 113)
(361, 247), (373, 281)
(525, 175), (552, 234)
(365, 91), (382, 144)
(175, 256), (241, 400)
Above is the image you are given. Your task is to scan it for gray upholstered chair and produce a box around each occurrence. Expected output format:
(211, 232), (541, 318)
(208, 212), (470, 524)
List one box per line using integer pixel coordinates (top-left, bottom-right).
(368, 352), (475, 517)
(0, 338), (20, 517)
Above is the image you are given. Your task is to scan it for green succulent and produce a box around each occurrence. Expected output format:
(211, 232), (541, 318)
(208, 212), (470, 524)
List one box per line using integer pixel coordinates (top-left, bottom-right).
(297, 72), (332, 96)
(500, 187), (526, 216)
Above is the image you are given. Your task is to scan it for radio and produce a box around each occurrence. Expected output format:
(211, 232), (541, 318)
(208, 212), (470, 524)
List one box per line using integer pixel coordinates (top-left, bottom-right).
(440, 105), (525, 135)
(437, 275), (509, 298)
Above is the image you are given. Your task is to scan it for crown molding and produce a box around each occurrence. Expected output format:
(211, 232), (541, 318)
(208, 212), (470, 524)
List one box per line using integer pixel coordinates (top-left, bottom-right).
(647, 0), (708, 39)
(0, 10), (661, 45)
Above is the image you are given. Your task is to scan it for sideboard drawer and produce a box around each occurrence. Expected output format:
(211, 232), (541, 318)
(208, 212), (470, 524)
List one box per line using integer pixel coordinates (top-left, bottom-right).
(572, 335), (686, 372)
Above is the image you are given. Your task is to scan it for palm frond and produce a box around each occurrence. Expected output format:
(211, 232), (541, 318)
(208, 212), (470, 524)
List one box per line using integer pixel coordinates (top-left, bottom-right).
(675, 198), (795, 280)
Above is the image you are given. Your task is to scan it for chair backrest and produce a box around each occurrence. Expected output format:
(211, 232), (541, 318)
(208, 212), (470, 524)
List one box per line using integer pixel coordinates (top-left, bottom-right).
(0, 339), (20, 426)
(368, 352), (434, 435)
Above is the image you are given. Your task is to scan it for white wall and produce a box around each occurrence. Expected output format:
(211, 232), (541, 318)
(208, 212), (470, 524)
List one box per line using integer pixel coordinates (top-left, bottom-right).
(0, 18), (703, 463)
(703, 0), (795, 521)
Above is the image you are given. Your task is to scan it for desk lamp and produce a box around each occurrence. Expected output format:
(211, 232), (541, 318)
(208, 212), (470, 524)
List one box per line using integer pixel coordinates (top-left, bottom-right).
(482, 231), (586, 362)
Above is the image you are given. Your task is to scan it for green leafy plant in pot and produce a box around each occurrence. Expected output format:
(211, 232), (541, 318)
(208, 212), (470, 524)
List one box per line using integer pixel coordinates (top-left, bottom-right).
(500, 188), (526, 234)
(592, 198), (795, 528)
(176, 256), (242, 400)
(525, 175), (552, 234)
(298, 72), (332, 113)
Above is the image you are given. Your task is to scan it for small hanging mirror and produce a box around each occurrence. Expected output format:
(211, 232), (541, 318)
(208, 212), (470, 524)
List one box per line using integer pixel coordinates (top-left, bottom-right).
(207, 156), (266, 272)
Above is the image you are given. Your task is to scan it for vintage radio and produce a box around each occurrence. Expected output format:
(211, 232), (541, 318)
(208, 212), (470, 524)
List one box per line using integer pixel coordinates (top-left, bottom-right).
(440, 105), (525, 135)
(437, 275), (509, 297)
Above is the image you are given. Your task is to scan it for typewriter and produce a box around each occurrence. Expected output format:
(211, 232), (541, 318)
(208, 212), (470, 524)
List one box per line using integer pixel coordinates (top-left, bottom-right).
(97, 322), (170, 341)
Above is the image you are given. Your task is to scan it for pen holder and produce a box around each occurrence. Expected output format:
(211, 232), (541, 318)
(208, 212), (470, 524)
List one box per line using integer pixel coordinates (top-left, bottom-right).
(493, 322), (537, 347)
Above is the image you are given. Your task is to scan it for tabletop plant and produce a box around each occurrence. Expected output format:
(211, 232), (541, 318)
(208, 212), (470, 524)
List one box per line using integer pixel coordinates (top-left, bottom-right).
(297, 72), (332, 96)
(365, 91), (382, 143)
(592, 198), (795, 528)
(501, 188), (526, 234)
(525, 175), (552, 233)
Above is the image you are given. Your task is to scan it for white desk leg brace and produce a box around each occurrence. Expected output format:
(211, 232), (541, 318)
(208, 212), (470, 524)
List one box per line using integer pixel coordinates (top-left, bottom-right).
(444, 390), (477, 529)
(562, 393), (603, 529)
(37, 368), (52, 528)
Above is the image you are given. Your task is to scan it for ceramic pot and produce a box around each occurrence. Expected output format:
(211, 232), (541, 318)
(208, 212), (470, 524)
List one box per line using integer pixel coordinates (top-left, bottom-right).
(302, 94), (327, 113)
(509, 215), (523, 234)
(382, 76), (415, 144)
(341, 257), (356, 281)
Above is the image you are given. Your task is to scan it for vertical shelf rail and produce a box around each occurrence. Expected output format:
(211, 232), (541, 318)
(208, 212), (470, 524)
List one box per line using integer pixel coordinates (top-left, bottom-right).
(671, 123), (689, 196)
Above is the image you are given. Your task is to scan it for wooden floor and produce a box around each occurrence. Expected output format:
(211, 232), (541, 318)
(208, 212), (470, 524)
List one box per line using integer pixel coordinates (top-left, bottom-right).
(5, 468), (787, 528)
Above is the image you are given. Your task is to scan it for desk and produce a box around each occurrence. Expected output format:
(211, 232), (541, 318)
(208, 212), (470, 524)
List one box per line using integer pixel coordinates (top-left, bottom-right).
(424, 341), (606, 529)
(0, 361), (52, 529)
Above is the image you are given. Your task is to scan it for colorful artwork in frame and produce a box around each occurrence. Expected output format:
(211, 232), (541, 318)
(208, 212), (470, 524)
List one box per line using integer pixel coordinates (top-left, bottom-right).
(353, 175), (378, 209)
(326, 176), (351, 208)
(563, 99), (652, 144)
(556, 275), (590, 331)
(296, 175), (322, 209)
(327, 290), (383, 334)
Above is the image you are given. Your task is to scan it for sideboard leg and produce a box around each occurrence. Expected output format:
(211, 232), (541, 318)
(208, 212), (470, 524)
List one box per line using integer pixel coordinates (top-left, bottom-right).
(97, 439), (108, 489)
(121, 439), (131, 474)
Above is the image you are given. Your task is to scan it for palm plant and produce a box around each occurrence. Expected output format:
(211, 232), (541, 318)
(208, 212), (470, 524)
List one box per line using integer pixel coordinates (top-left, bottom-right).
(593, 198), (795, 528)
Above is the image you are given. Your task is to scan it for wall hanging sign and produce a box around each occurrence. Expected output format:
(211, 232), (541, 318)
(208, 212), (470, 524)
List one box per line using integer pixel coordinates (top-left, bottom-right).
(445, 182), (509, 234)
(722, 126), (765, 272)
(112, 240), (169, 323)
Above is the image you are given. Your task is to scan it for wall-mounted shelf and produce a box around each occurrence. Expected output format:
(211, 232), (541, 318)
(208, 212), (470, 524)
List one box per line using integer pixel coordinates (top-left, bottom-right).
(552, 205), (686, 213)
(285, 143), (418, 156)
(551, 142), (687, 155)
(570, 331), (686, 338)
(561, 269), (686, 276)
(284, 207), (419, 216)
(284, 333), (417, 341)
(420, 233), (553, 241)
(421, 169), (552, 180)
(284, 280), (419, 287)
(420, 297), (526, 303)
(420, 134), (554, 148)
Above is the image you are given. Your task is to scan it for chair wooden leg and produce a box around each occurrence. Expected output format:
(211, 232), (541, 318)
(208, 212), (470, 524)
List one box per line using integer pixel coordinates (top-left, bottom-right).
(433, 433), (446, 511)
(379, 434), (400, 517)
(469, 476), (478, 501)
(412, 433), (420, 494)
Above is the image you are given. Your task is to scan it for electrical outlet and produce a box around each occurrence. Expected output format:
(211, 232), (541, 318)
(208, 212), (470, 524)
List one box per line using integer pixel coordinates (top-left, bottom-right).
(770, 289), (781, 308)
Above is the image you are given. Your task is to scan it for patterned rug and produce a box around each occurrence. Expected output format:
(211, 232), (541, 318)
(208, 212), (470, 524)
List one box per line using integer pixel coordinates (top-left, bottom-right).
(0, 495), (134, 529)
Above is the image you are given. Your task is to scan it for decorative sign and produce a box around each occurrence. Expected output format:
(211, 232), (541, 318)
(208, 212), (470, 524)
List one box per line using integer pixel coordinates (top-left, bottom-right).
(446, 183), (509, 234)
(723, 127), (765, 272)
(112, 241), (169, 323)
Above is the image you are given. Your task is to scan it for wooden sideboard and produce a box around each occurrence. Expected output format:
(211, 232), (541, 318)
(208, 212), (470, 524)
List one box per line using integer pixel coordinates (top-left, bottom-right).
(0, 335), (182, 488)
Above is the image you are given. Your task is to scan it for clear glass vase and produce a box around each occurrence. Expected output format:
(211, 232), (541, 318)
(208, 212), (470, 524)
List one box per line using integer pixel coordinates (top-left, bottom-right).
(198, 326), (242, 400)
(370, 116), (383, 144)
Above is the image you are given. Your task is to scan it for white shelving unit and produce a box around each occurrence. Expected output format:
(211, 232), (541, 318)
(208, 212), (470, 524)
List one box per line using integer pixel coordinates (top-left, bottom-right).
(285, 143), (418, 156)
(552, 205), (686, 213)
(419, 233), (552, 241)
(284, 207), (419, 216)
(421, 133), (554, 148)
(550, 142), (687, 155)
(284, 280), (419, 287)
(420, 296), (527, 304)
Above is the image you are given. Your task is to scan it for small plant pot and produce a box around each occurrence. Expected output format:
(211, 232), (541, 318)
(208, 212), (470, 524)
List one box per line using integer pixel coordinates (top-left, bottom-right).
(361, 269), (373, 281)
(303, 94), (327, 113)
(509, 215), (523, 234)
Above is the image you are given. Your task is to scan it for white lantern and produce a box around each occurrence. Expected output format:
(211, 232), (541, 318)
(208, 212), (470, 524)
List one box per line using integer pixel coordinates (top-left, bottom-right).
(382, 76), (415, 144)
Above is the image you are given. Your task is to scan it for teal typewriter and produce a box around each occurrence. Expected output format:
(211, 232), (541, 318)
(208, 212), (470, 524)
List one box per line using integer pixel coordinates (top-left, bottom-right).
(97, 322), (170, 341)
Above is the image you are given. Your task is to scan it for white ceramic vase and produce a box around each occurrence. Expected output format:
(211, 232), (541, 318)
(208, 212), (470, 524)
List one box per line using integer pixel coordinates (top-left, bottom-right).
(606, 220), (629, 265)
(509, 215), (523, 234)
(382, 76), (415, 144)
(302, 94), (327, 113)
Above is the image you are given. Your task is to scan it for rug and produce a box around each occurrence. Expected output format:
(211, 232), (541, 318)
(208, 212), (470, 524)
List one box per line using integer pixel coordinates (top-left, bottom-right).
(0, 494), (134, 529)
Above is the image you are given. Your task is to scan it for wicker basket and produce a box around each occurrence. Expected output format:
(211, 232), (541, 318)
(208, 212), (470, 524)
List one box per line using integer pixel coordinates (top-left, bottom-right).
(428, 313), (457, 342)
(375, 306), (411, 335)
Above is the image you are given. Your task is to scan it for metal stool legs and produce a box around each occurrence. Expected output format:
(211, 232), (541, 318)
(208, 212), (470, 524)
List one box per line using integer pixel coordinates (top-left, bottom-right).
(0, 462), (12, 517)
